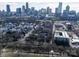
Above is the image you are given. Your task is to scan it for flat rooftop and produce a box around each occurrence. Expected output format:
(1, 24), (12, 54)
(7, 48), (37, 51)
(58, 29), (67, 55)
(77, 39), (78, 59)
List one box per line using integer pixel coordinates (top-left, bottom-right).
(54, 30), (70, 38)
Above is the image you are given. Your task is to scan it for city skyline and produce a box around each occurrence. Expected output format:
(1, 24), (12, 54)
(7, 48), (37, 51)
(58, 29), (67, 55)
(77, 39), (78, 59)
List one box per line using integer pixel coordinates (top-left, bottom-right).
(0, 2), (79, 13)
(0, 0), (79, 57)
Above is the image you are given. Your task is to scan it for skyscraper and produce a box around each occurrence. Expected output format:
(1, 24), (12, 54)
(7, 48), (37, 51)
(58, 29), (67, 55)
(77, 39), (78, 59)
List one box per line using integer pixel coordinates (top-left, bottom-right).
(55, 2), (62, 17)
(16, 8), (21, 16)
(55, 8), (58, 14)
(63, 5), (70, 17)
(26, 2), (29, 14)
(55, 8), (59, 17)
(58, 2), (62, 14)
(47, 7), (52, 15)
(68, 10), (76, 21)
(26, 2), (29, 10)
(6, 4), (11, 13)
(66, 5), (70, 12)
(22, 5), (25, 13)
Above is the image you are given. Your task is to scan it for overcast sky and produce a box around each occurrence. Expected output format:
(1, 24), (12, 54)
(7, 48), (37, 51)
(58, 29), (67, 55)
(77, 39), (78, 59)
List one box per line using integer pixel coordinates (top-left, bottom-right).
(0, 0), (79, 13)
(1, 0), (79, 2)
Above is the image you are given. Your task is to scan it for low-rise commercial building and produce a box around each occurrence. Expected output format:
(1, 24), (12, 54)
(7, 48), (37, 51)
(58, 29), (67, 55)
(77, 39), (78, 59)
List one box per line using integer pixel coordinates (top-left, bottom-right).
(54, 30), (70, 46)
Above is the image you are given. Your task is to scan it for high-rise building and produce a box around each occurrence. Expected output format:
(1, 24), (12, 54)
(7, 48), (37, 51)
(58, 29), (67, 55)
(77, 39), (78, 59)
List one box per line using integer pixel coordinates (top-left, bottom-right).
(0, 10), (6, 16)
(68, 10), (76, 16)
(6, 4), (11, 13)
(25, 2), (30, 14)
(40, 8), (47, 14)
(68, 10), (76, 20)
(55, 8), (58, 14)
(22, 5), (25, 13)
(55, 2), (62, 17)
(26, 2), (29, 9)
(55, 7), (61, 17)
(77, 12), (79, 20)
(66, 5), (70, 12)
(63, 5), (70, 17)
(47, 7), (52, 14)
(16, 8), (21, 15)
(58, 2), (62, 14)
(31, 7), (35, 12)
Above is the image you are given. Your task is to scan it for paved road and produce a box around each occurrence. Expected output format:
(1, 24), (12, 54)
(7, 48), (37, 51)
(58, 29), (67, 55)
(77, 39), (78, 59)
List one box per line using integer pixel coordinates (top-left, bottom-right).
(18, 28), (34, 44)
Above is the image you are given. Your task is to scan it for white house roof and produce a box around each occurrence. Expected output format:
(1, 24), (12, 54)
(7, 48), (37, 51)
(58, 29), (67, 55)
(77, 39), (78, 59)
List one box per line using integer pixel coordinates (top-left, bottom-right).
(54, 30), (69, 38)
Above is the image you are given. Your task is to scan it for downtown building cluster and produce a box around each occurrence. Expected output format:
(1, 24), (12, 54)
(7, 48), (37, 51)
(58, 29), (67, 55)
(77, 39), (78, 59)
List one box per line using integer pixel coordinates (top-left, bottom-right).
(0, 2), (79, 21)
(55, 2), (79, 21)
(0, 2), (53, 19)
